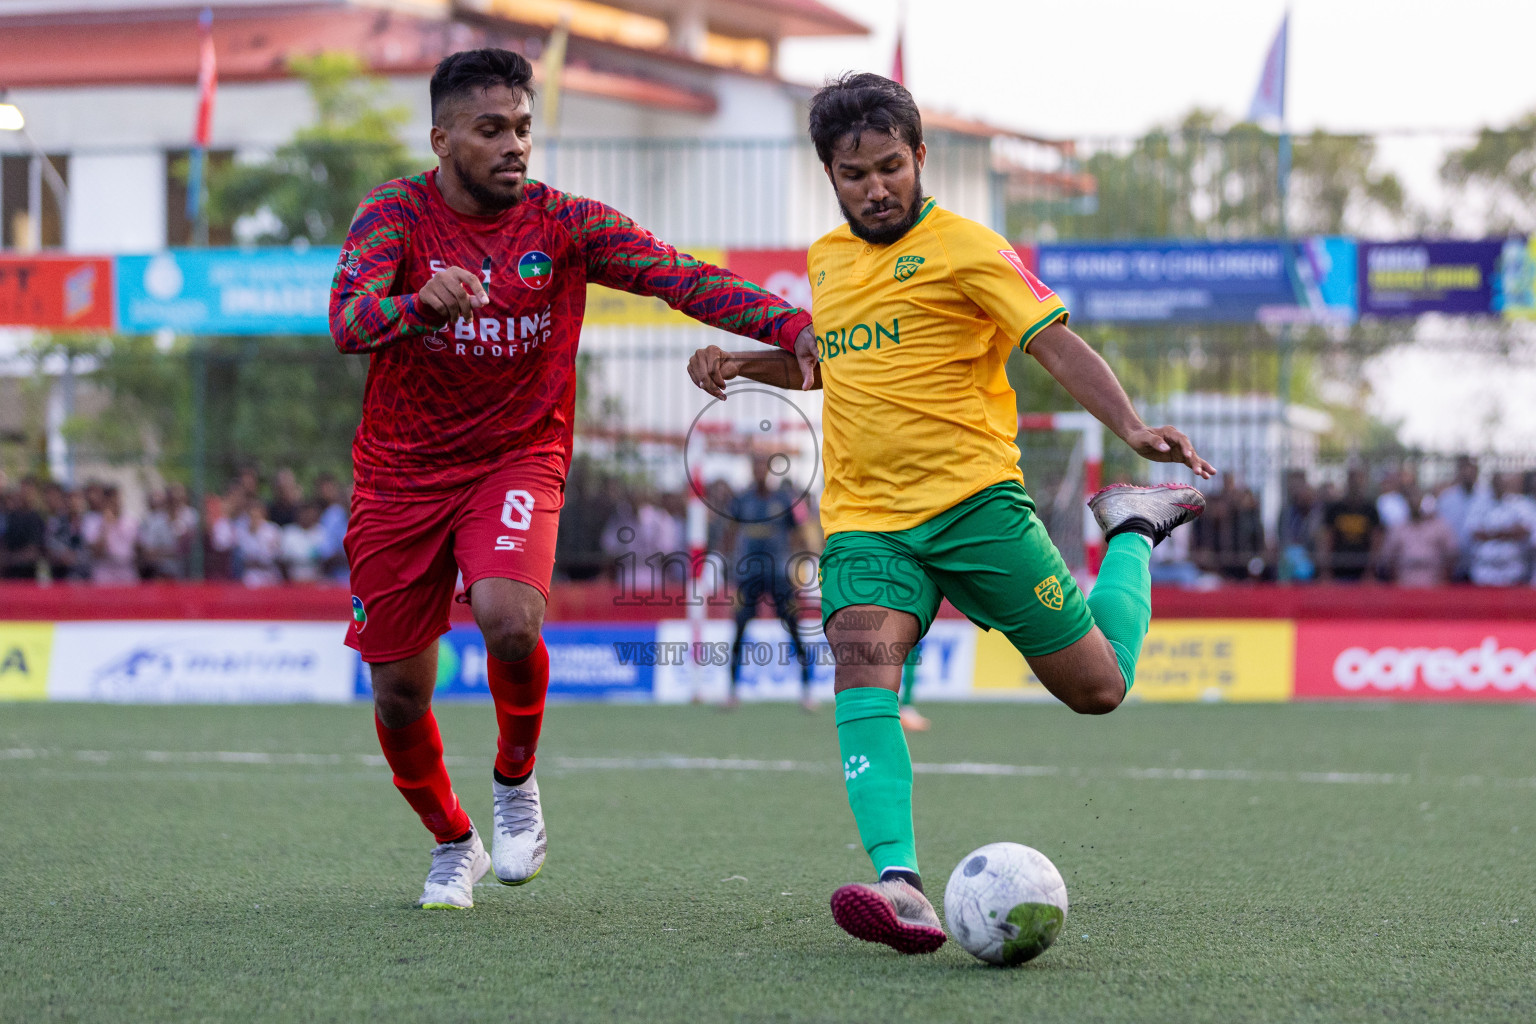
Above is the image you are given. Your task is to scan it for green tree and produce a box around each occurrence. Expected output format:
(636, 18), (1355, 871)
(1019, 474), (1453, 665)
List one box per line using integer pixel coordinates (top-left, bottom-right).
(1012, 110), (1408, 241)
(210, 52), (423, 244)
(56, 52), (415, 491)
(1287, 130), (1407, 235)
(1441, 110), (1536, 232)
(55, 335), (365, 488)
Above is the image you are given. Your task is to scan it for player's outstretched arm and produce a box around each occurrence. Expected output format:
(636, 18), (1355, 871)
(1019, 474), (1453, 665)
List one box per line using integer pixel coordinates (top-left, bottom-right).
(559, 196), (811, 353)
(1028, 321), (1215, 479)
(687, 335), (822, 400)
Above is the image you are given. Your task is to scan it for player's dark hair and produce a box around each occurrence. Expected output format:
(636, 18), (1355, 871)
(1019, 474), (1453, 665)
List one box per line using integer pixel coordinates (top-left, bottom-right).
(430, 48), (537, 123)
(807, 72), (923, 166)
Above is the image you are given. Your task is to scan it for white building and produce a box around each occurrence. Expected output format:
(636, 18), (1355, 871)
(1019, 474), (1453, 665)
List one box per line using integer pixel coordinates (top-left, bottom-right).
(0, 0), (1084, 494)
(0, 0), (1070, 253)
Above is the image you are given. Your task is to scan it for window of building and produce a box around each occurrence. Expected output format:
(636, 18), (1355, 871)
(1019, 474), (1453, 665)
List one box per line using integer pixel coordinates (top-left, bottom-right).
(1, 153), (69, 250)
(165, 148), (234, 246)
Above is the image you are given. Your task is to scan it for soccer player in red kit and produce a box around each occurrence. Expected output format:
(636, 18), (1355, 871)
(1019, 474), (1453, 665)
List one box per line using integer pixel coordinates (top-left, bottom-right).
(330, 48), (813, 909)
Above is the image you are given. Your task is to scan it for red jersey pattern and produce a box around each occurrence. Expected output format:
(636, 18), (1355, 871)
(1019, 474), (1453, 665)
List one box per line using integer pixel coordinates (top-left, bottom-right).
(331, 171), (812, 501)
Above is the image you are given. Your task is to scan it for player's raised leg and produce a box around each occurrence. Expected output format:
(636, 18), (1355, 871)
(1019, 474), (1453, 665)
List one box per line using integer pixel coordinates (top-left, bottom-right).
(471, 576), (551, 885)
(372, 648), (489, 908)
(1027, 484), (1205, 707)
(825, 601), (946, 955)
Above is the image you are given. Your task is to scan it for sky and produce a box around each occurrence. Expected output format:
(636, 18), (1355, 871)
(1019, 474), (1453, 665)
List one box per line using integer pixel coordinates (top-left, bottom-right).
(779, 0), (1536, 139)
(782, 0), (1536, 454)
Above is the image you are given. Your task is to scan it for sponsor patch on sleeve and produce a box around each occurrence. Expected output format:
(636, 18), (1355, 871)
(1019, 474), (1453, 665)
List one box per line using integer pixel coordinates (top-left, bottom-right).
(998, 249), (1056, 302)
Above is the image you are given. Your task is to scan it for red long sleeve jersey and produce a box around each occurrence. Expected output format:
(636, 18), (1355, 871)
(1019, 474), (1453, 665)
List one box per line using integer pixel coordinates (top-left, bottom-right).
(330, 171), (811, 501)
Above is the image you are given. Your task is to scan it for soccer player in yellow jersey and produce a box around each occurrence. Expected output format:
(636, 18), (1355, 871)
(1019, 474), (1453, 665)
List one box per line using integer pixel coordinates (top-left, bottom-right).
(687, 73), (1215, 955)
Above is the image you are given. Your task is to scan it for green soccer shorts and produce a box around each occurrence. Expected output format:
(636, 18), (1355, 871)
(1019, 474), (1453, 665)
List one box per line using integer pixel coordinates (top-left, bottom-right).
(818, 480), (1095, 658)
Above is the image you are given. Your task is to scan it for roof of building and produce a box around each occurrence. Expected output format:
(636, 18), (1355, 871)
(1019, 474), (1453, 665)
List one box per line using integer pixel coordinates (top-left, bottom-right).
(0, 4), (724, 112)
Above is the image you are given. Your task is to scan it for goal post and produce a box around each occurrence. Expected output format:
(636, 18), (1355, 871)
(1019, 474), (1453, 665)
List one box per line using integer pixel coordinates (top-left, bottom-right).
(1018, 411), (1104, 574)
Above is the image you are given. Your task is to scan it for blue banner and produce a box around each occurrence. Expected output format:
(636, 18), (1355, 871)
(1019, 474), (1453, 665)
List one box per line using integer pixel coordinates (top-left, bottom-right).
(353, 623), (657, 702)
(1037, 239), (1356, 324)
(1359, 240), (1504, 318)
(116, 248), (339, 335)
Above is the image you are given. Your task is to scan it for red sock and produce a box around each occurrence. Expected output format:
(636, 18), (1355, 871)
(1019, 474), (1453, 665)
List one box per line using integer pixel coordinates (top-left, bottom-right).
(488, 637), (550, 780)
(374, 710), (472, 843)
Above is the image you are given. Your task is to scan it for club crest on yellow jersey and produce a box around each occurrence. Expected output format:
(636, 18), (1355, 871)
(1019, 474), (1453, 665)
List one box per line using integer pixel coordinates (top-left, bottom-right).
(893, 255), (925, 282)
(1034, 575), (1065, 611)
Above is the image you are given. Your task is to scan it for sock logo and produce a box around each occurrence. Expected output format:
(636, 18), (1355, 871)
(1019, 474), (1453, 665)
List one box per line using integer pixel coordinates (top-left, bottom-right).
(843, 754), (870, 780)
(1034, 575), (1064, 611)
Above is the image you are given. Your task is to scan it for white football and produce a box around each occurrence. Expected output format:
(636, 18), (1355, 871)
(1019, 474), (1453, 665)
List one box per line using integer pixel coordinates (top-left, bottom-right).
(943, 842), (1068, 965)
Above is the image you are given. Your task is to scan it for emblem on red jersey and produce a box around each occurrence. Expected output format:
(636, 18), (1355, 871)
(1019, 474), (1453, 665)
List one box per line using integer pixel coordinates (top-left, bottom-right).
(998, 249), (1055, 302)
(517, 250), (553, 290)
(351, 595), (367, 633)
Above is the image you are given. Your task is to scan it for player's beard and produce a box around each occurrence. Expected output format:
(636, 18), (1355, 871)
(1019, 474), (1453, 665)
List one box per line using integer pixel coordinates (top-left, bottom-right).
(452, 153), (525, 212)
(840, 171), (926, 246)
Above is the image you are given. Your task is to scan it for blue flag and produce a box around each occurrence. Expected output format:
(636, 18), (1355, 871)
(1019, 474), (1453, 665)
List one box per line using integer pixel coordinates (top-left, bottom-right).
(1248, 13), (1287, 125)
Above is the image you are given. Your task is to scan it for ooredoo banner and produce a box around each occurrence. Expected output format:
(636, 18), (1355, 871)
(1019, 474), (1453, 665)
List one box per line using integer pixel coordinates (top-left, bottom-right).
(1294, 621), (1536, 700)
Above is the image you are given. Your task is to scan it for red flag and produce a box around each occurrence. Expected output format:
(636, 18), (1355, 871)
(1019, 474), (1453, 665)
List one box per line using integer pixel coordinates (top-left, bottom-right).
(890, 4), (906, 85)
(193, 7), (217, 147)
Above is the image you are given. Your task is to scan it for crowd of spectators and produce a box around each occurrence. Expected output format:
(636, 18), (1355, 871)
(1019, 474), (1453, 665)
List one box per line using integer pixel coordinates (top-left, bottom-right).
(0, 467), (349, 586)
(1159, 457), (1536, 587)
(6, 455), (1536, 589)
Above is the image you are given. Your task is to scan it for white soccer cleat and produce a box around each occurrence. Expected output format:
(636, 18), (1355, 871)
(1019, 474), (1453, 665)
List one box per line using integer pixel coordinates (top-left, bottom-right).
(418, 826), (490, 909)
(491, 773), (548, 885)
(1088, 483), (1206, 547)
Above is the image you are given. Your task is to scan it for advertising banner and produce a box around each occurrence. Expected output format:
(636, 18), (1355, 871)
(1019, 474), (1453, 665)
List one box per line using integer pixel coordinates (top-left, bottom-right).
(355, 623), (657, 702)
(1294, 621), (1536, 700)
(1496, 235), (1536, 319)
(584, 248), (726, 326)
(1036, 239), (1354, 323)
(0, 256), (114, 330)
(48, 622), (354, 703)
(1358, 240), (1502, 317)
(0, 623), (54, 701)
(973, 619), (1296, 702)
(650, 619), (975, 704)
(724, 249), (813, 311)
(116, 248), (339, 335)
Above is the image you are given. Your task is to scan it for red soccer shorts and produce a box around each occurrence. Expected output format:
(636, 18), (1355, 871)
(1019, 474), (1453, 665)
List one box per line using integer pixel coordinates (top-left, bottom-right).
(344, 455), (565, 663)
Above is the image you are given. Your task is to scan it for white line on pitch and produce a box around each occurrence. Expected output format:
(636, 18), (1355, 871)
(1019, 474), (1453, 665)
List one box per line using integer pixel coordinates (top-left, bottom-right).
(5, 747), (1532, 789)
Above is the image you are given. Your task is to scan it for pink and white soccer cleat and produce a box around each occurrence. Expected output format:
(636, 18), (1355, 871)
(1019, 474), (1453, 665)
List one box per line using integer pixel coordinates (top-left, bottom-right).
(830, 878), (948, 954)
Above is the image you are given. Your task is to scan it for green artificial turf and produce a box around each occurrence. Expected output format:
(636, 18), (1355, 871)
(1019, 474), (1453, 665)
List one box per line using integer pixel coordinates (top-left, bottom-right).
(2, 701), (1533, 1023)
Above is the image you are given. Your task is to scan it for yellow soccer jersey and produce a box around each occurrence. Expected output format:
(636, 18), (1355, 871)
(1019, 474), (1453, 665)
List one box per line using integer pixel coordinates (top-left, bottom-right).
(809, 198), (1068, 535)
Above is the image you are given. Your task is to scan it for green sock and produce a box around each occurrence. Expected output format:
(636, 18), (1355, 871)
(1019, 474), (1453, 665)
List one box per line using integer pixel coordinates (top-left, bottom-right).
(899, 646), (918, 706)
(835, 687), (918, 876)
(1087, 533), (1154, 693)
